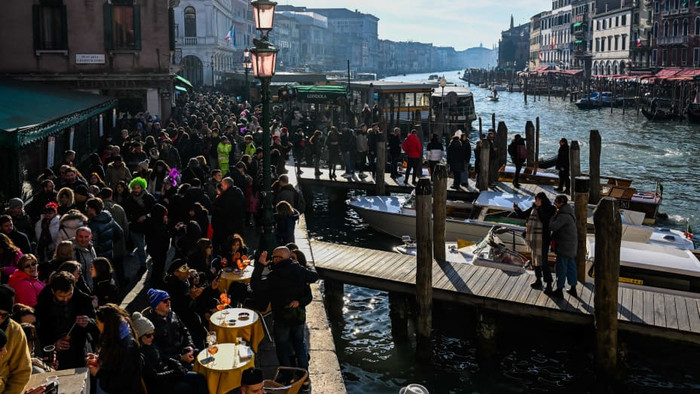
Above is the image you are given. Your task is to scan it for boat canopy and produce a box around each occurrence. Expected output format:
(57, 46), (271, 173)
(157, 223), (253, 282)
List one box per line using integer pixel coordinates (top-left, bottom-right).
(473, 192), (534, 211)
(430, 86), (473, 98)
(588, 238), (700, 277)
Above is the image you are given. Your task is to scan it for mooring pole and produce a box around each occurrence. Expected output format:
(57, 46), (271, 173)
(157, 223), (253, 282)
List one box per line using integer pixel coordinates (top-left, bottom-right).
(324, 279), (344, 321)
(594, 197), (621, 393)
(569, 141), (581, 200)
(375, 117), (387, 195)
(574, 176), (589, 283)
(479, 138), (490, 191)
(389, 292), (409, 343)
(478, 117), (483, 138)
(535, 117), (541, 175)
(415, 178), (433, 362)
(496, 121), (508, 170)
(432, 164), (447, 261)
(589, 129), (601, 204)
(525, 121), (535, 168)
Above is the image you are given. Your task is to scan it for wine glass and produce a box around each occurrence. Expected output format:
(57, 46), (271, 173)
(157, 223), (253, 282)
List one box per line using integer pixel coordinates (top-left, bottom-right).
(221, 307), (230, 326)
(206, 331), (218, 365)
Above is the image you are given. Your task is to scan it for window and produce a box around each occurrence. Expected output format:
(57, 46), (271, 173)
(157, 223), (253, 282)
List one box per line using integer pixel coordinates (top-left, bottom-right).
(595, 38), (600, 51)
(616, 16), (619, 27)
(654, 22), (659, 38)
(683, 19), (689, 36)
(652, 49), (658, 66)
(615, 36), (619, 50)
(601, 38), (605, 51)
(622, 15), (627, 26)
(597, 20), (600, 30)
(664, 21), (670, 36)
(662, 49), (667, 65)
(33, 0), (67, 51)
(673, 20), (679, 36)
(682, 49), (687, 65)
(184, 7), (196, 37)
(694, 47), (699, 65)
(622, 35), (626, 50)
(103, 0), (141, 51)
(603, 20), (607, 29)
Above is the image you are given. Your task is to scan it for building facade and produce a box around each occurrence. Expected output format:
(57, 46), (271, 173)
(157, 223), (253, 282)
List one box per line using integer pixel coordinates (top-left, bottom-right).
(650, 0), (700, 68)
(499, 18), (531, 70)
(530, 11), (548, 68)
(592, 0), (634, 75)
(173, 0), (252, 87)
(0, 0), (175, 119)
(571, 0), (595, 72)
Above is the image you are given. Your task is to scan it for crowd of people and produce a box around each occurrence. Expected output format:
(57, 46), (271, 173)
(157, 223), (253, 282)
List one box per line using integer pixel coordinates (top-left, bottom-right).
(0, 92), (324, 393)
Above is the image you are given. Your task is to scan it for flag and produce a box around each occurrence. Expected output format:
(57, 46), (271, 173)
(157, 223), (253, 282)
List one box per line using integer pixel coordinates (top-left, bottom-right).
(685, 220), (694, 240)
(224, 25), (236, 48)
(637, 38), (642, 47)
(539, 51), (543, 61)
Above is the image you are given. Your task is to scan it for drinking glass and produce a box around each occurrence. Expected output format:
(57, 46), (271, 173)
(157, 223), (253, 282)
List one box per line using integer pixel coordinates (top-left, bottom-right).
(220, 308), (230, 325)
(206, 331), (218, 365)
(42, 345), (56, 366)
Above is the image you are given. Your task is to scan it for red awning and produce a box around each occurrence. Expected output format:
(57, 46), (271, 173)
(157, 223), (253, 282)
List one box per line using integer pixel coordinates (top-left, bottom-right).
(655, 68), (683, 76)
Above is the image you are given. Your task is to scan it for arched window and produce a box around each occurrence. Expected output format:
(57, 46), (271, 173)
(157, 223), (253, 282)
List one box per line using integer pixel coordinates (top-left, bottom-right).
(184, 7), (196, 38)
(683, 19), (689, 36)
(593, 62), (598, 75)
(613, 61), (619, 75)
(607, 61), (612, 75)
(654, 22), (659, 38)
(695, 17), (700, 35)
(673, 20), (679, 36)
(664, 21), (670, 36)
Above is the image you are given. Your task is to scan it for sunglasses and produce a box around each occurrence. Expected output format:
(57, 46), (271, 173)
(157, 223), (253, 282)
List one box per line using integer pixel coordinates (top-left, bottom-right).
(23, 262), (38, 269)
(0, 312), (9, 319)
(143, 333), (155, 338)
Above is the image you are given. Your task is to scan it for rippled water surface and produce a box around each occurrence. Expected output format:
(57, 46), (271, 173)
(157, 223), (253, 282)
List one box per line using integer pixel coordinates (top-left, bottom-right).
(305, 70), (700, 393)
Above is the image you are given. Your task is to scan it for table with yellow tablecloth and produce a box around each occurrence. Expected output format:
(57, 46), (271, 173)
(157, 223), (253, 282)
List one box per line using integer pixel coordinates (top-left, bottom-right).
(217, 265), (254, 292)
(210, 307), (265, 351)
(194, 343), (255, 394)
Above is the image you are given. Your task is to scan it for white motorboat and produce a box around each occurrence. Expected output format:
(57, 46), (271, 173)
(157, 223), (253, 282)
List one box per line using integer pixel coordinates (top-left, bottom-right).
(348, 191), (532, 243)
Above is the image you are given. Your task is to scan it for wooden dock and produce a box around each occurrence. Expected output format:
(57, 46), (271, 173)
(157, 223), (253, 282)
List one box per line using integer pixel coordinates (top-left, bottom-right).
(309, 241), (700, 344)
(295, 166), (560, 200)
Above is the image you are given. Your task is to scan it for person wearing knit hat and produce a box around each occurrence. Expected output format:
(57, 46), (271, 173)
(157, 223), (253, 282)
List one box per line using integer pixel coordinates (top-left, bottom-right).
(131, 311), (155, 339)
(136, 159), (150, 173)
(7, 198), (23, 210)
(147, 288), (170, 310)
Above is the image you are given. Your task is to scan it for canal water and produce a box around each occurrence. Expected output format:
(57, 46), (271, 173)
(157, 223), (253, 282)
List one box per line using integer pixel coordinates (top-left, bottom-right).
(304, 70), (700, 393)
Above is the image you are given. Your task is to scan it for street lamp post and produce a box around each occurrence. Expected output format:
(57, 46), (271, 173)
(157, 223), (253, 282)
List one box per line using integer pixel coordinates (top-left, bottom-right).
(250, 0), (279, 253)
(211, 55), (215, 87)
(439, 75), (446, 137)
(243, 49), (252, 103)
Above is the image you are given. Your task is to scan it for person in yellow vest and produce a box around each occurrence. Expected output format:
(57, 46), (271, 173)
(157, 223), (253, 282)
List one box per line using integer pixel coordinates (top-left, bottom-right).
(217, 136), (232, 176)
(243, 135), (256, 157)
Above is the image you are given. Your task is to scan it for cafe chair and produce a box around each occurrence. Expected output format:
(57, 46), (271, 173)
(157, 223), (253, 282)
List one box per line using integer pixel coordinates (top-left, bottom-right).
(258, 309), (274, 345)
(262, 366), (308, 394)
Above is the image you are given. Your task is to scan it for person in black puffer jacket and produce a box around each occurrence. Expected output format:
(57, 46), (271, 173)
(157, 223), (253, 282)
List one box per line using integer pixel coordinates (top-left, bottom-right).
(123, 177), (156, 268)
(133, 312), (207, 394)
(142, 288), (196, 366)
(86, 198), (123, 260)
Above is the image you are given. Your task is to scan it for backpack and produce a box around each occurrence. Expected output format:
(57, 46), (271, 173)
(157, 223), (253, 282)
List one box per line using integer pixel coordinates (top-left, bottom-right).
(516, 144), (527, 160)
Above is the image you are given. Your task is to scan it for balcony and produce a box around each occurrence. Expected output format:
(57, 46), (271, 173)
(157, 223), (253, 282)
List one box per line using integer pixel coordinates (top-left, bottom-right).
(182, 37), (197, 46)
(662, 11), (670, 16)
(670, 9), (679, 15)
(656, 36), (688, 46)
(680, 8), (689, 14)
(629, 39), (650, 50)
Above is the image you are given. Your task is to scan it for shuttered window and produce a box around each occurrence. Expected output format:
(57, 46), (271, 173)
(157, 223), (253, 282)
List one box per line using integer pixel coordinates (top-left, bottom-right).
(103, 0), (141, 51)
(33, 0), (68, 51)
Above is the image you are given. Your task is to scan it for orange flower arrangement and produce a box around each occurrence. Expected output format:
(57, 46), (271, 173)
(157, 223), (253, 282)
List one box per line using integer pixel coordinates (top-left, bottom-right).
(217, 293), (231, 310)
(236, 255), (248, 270)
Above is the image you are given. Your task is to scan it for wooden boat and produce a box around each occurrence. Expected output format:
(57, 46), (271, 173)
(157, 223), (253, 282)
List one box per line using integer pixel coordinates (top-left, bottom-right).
(642, 98), (681, 121)
(574, 98), (602, 110)
(497, 165), (662, 224)
(687, 103), (700, 123)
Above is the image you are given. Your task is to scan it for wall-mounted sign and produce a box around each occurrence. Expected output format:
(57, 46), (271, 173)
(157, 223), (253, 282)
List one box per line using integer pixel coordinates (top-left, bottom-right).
(76, 54), (105, 64)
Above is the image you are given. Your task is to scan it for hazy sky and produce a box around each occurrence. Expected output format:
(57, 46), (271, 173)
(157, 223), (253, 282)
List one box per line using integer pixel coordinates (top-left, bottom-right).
(279, 1), (549, 51)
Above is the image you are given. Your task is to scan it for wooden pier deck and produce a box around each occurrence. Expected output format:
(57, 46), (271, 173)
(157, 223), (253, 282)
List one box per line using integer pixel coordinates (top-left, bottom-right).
(295, 166), (560, 200)
(309, 241), (700, 344)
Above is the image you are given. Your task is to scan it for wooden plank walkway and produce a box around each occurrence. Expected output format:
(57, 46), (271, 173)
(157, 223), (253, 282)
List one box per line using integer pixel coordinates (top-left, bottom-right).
(309, 240), (700, 344)
(295, 166), (559, 200)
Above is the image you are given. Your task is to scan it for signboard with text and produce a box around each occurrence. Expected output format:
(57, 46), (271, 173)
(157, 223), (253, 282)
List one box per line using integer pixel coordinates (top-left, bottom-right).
(76, 54), (105, 64)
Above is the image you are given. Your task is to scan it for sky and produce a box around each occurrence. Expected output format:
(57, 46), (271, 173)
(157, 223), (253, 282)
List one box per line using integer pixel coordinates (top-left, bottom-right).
(279, 0), (550, 51)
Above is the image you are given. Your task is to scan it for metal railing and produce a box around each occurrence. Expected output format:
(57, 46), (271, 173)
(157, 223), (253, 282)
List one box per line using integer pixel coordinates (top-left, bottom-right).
(657, 36), (688, 45)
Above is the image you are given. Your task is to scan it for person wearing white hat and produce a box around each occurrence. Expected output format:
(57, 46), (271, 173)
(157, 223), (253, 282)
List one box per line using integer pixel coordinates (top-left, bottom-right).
(399, 383), (430, 394)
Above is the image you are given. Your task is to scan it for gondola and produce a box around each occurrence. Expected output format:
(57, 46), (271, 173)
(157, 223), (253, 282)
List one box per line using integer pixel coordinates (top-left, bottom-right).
(641, 107), (681, 121)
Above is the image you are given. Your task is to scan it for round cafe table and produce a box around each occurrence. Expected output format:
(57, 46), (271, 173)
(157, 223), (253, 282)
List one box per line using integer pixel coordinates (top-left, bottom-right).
(193, 343), (255, 394)
(217, 265), (254, 293)
(210, 307), (265, 351)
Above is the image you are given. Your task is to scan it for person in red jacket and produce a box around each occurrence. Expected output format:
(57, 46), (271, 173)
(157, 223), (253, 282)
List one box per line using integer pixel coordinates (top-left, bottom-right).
(8, 254), (45, 307)
(401, 129), (423, 185)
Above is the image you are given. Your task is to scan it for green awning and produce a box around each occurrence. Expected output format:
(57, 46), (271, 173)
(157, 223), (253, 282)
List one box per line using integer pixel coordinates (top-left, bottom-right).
(294, 85), (348, 102)
(175, 74), (193, 88)
(575, 40), (583, 44)
(0, 78), (117, 148)
(573, 22), (583, 28)
(175, 85), (189, 92)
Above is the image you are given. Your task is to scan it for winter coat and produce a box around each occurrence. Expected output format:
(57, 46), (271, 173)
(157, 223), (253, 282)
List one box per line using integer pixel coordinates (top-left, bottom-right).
(356, 132), (368, 153)
(0, 318), (32, 394)
(251, 258), (319, 326)
(141, 343), (188, 394)
(325, 131), (341, 162)
(402, 133), (422, 159)
(211, 186), (246, 241)
(103, 200), (129, 242)
(8, 269), (45, 307)
(556, 143), (570, 171)
(142, 309), (194, 361)
(446, 140), (466, 172)
(388, 134), (402, 156)
(217, 142), (232, 175)
(88, 211), (123, 259)
(427, 138), (444, 162)
(92, 277), (119, 307)
(274, 184), (304, 214)
(274, 209), (300, 245)
(508, 137), (527, 166)
(57, 211), (87, 243)
(95, 333), (143, 394)
(34, 214), (60, 254)
(35, 286), (97, 369)
(105, 161), (132, 188)
(72, 241), (96, 290)
(340, 129), (356, 152)
(549, 203), (577, 258)
(123, 191), (157, 233)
